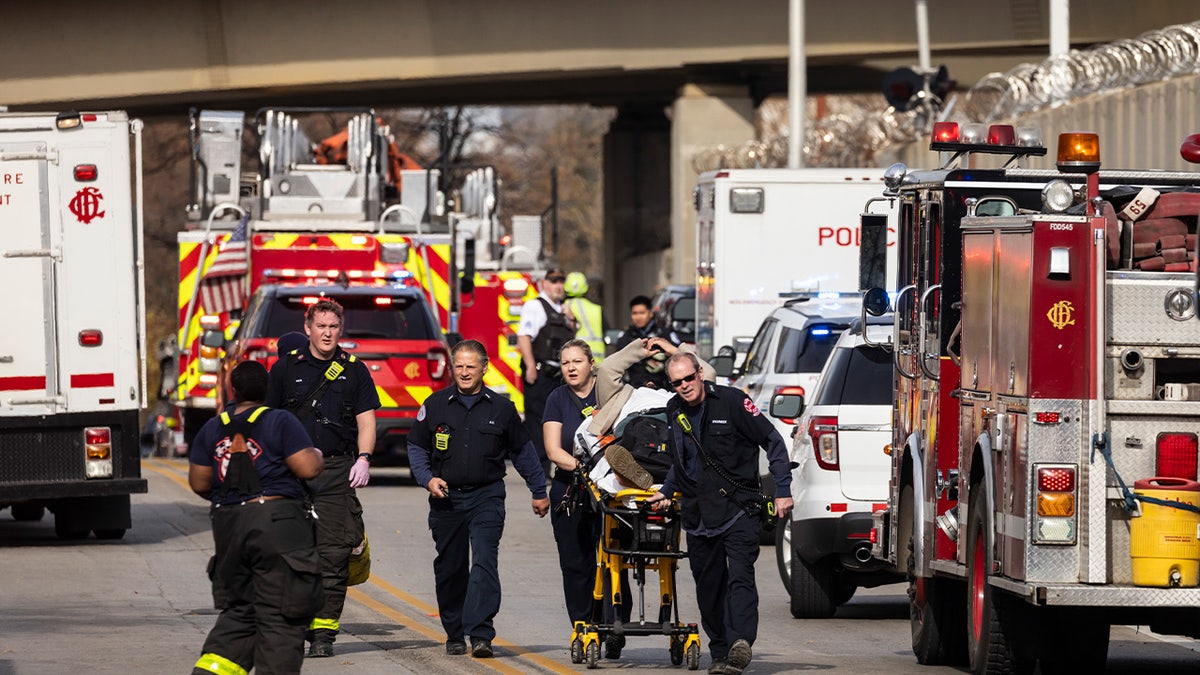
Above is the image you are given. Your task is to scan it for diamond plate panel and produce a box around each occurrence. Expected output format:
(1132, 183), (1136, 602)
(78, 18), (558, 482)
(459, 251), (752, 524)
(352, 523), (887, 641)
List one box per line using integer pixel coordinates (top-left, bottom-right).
(1023, 399), (1087, 584)
(1107, 273), (1198, 346)
(0, 429), (85, 484)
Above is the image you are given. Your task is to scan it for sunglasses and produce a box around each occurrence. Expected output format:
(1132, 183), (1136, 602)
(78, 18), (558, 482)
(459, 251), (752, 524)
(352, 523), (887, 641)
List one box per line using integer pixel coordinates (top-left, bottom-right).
(669, 371), (699, 388)
(545, 275), (566, 283)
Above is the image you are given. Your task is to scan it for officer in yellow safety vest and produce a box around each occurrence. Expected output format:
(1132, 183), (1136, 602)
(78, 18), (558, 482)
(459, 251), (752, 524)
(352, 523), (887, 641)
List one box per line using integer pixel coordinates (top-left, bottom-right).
(562, 272), (606, 364)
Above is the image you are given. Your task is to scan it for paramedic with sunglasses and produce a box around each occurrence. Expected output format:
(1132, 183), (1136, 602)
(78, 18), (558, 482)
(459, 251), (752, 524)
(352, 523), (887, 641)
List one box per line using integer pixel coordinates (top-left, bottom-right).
(647, 353), (794, 675)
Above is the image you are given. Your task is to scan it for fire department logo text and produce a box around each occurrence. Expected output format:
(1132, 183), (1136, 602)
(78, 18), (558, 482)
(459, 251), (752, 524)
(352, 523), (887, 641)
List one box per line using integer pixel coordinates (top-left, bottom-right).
(69, 187), (105, 224)
(1047, 300), (1076, 330)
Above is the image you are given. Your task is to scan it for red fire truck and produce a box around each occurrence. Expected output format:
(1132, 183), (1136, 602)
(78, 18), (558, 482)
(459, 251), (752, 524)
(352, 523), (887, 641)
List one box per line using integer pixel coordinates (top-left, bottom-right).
(172, 108), (537, 454)
(859, 123), (1200, 673)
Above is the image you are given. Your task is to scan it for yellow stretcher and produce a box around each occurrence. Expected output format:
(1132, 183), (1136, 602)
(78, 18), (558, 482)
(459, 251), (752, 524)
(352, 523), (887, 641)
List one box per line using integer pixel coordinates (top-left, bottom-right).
(569, 483), (701, 670)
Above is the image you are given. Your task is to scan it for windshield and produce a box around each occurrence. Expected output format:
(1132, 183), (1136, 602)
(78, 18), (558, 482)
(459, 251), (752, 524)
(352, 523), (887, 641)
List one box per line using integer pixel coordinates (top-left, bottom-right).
(263, 294), (438, 340)
(775, 325), (843, 374)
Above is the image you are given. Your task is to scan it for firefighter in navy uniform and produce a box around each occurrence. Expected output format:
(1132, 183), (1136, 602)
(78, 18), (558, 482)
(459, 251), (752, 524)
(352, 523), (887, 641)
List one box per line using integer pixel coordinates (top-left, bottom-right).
(189, 360), (325, 675)
(648, 352), (794, 675)
(408, 339), (550, 659)
(266, 298), (381, 658)
(517, 267), (578, 475)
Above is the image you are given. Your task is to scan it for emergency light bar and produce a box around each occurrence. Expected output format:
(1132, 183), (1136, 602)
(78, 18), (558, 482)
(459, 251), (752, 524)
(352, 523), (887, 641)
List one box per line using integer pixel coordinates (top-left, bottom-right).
(930, 122), (1047, 158)
(262, 268), (414, 283)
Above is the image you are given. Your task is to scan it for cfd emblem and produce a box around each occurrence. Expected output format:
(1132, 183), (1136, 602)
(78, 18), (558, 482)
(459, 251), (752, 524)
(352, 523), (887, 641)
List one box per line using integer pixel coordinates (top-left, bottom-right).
(69, 187), (106, 224)
(1047, 300), (1076, 330)
(404, 362), (421, 379)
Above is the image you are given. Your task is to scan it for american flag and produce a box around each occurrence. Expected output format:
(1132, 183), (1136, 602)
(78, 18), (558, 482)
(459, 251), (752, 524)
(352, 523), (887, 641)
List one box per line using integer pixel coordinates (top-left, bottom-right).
(200, 216), (250, 314)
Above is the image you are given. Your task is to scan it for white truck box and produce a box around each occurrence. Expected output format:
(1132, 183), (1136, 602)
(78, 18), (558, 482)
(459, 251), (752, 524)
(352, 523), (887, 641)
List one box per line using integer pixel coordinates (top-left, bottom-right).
(0, 111), (147, 539)
(694, 168), (898, 358)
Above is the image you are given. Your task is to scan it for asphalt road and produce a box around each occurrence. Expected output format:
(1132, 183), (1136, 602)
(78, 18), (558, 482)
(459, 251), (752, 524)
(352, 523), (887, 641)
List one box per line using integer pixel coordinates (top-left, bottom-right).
(1, 460), (1198, 674)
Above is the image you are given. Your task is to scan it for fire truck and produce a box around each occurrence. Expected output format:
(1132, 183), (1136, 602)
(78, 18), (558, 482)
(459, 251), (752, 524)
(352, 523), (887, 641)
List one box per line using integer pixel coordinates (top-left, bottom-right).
(0, 110), (147, 539)
(173, 108), (538, 453)
(859, 123), (1200, 673)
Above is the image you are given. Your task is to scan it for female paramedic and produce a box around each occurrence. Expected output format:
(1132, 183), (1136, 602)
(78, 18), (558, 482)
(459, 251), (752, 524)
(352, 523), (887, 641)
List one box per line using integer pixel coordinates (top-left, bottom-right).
(542, 338), (631, 659)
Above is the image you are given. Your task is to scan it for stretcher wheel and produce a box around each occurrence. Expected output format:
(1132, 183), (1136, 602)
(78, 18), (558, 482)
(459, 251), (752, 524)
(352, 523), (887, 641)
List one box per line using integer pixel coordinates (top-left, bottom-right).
(670, 636), (684, 665)
(586, 641), (599, 669)
(570, 638), (583, 664)
(685, 642), (700, 670)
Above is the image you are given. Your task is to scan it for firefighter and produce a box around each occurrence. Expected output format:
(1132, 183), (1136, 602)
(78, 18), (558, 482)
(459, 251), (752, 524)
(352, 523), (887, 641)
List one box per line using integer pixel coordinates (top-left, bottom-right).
(562, 272), (606, 363)
(517, 266), (577, 476)
(647, 352), (794, 675)
(407, 339), (550, 658)
(188, 360), (325, 675)
(265, 299), (381, 658)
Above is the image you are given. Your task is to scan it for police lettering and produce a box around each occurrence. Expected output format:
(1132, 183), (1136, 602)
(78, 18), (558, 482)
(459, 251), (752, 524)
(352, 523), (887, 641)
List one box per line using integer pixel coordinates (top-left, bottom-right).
(0, 194), (9, 205)
(818, 226), (897, 247)
(3, 173), (23, 185)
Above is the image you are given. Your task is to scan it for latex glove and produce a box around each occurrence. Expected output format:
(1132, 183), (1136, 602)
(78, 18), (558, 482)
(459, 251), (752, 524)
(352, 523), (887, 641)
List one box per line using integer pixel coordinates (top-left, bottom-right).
(349, 458), (371, 488)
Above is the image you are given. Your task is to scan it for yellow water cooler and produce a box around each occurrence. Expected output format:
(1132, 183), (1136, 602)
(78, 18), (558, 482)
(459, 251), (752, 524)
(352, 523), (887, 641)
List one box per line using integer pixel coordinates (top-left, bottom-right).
(1130, 477), (1200, 587)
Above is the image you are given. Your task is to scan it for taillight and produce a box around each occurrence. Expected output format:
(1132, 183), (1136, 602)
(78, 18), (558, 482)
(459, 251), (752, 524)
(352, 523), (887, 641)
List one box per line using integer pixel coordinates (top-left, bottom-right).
(84, 426), (113, 479)
(808, 415), (839, 470)
(1157, 433), (1199, 481)
(772, 385), (805, 425)
(427, 347), (449, 381)
(375, 297), (393, 306)
(1034, 464), (1076, 543)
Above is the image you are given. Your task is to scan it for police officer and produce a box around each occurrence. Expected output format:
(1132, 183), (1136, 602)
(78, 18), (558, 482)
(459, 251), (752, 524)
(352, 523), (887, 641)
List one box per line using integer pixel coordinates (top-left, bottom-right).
(562, 272), (606, 363)
(648, 352), (794, 675)
(408, 339), (550, 659)
(189, 360), (325, 675)
(518, 267), (577, 475)
(266, 298), (381, 658)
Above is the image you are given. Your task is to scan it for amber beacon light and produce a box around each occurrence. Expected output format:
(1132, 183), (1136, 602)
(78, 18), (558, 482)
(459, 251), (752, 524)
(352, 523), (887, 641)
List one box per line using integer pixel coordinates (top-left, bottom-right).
(1056, 132), (1100, 173)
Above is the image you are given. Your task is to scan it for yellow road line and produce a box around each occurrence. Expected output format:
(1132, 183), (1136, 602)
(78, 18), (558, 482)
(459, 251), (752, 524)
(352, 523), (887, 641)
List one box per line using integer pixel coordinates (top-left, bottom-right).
(347, 588), (528, 675)
(363, 577), (576, 674)
(142, 458), (192, 492)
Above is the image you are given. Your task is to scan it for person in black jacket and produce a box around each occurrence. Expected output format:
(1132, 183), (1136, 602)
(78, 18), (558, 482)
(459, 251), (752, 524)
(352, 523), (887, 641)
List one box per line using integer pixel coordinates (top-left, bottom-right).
(517, 267), (577, 475)
(613, 295), (667, 389)
(408, 339), (550, 659)
(647, 352), (794, 675)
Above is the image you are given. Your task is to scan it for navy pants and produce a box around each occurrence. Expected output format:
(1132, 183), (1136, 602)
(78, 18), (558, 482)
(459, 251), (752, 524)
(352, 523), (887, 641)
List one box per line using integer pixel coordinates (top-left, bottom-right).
(428, 480), (506, 641)
(685, 514), (761, 660)
(522, 371), (558, 476)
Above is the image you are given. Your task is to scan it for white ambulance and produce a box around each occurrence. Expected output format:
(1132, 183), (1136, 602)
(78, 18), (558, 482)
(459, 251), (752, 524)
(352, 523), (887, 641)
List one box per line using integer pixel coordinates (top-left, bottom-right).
(0, 110), (147, 540)
(693, 168), (898, 360)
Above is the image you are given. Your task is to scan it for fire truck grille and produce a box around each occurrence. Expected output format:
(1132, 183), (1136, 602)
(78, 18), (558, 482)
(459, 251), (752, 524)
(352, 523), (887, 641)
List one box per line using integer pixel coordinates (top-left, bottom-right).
(0, 431), (86, 484)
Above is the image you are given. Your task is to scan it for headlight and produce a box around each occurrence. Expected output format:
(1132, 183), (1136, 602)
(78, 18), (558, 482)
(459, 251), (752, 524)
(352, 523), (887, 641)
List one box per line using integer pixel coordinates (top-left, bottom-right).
(1041, 180), (1075, 213)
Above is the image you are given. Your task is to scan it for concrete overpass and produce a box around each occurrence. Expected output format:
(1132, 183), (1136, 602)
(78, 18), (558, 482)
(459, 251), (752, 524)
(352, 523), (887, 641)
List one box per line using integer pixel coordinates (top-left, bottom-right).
(6, 0), (1198, 310)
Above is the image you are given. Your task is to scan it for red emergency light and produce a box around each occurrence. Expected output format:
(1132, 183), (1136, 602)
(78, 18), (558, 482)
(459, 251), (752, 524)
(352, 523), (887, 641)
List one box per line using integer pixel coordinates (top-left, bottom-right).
(74, 164), (98, 181)
(1156, 432), (1199, 481)
(930, 122), (1046, 158)
(374, 297), (392, 306)
(1033, 411), (1061, 425)
(78, 329), (103, 346)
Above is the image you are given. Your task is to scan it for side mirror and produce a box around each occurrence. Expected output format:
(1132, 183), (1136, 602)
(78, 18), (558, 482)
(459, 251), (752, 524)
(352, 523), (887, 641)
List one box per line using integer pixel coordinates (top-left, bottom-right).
(461, 238), (476, 294)
(770, 392), (805, 420)
(717, 345), (736, 358)
(711, 354), (735, 378)
(863, 287), (890, 317)
(859, 212), (889, 292)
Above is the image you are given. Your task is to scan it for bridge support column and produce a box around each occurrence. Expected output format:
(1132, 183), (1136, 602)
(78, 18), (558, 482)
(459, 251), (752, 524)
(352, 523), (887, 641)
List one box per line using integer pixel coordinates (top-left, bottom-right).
(669, 83), (754, 285)
(603, 104), (672, 325)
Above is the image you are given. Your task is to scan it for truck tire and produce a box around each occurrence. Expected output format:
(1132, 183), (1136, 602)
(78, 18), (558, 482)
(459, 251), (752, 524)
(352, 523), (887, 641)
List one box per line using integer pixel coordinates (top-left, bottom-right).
(904, 484), (967, 666)
(10, 504), (45, 521)
(789, 553), (837, 618)
(966, 485), (1035, 675)
(775, 517), (793, 593)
